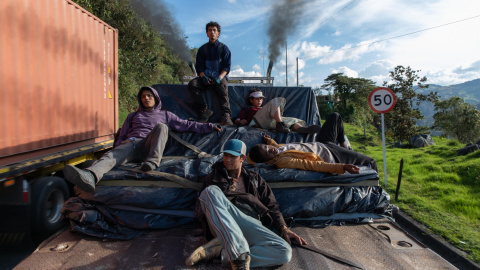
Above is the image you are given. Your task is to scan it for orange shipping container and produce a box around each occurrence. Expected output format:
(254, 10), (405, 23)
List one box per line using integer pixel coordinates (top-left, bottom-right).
(0, 0), (118, 167)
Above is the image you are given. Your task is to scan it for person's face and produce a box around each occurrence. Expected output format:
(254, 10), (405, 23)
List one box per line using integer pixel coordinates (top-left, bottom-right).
(223, 153), (245, 171)
(251, 97), (264, 108)
(207, 26), (220, 43)
(141, 90), (156, 110)
(258, 144), (280, 161)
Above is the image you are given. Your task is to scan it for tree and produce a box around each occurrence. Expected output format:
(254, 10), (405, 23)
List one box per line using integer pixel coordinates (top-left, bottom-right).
(73, 0), (189, 111)
(433, 96), (480, 143)
(382, 66), (439, 143)
(321, 73), (377, 125)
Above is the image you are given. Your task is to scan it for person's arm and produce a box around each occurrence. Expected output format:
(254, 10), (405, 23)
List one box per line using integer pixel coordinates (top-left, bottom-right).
(234, 108), (248, 125)
(115, 112), (135, 147)
(195, 45), (206, 76)
(220, 45), (231, 77)
(275, 154), (346, 174)
(167, 111), (220, 134)
(262, 134), (281, 148)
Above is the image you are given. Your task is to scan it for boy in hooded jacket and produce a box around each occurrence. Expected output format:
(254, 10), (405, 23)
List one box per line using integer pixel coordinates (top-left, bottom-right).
(63, 86), (221, 192)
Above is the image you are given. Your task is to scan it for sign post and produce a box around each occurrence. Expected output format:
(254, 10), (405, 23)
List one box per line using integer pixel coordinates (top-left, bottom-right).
(368, 87), (396, 186)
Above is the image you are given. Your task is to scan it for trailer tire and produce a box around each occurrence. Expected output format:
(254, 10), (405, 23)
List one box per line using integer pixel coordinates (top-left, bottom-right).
(31, 176), (70, 236)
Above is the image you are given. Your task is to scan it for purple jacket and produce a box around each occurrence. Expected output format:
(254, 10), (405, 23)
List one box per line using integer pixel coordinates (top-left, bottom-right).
(115, 86), (217, 147)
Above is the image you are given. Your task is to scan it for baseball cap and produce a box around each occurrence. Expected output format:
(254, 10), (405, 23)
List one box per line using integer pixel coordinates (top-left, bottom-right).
(249, 91), (265, 98)
(222, 139), (247, 156)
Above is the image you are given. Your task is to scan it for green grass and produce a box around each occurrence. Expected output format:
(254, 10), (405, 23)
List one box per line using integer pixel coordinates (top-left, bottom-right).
(345, 123), (480, 263)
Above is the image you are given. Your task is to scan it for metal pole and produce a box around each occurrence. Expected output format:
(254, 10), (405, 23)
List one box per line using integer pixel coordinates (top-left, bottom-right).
(381, 113), (387, 186)
(285, 42), (288, 87)
(296, 57), (299, 86)
(395, 158), (404, 201)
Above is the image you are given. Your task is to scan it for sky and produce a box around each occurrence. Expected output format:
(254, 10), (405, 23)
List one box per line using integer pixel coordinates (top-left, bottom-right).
(145, 0), (480, 89)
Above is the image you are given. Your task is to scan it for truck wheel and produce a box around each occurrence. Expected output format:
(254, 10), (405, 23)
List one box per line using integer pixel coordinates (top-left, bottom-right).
(31, 176), (70, 236)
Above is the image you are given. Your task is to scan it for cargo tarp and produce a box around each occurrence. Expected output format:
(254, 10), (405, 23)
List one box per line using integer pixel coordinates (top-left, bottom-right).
(61, 85), (390, 239)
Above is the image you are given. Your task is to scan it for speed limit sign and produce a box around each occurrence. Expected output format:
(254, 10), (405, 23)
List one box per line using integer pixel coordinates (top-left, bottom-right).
(368, 87), (396, 113)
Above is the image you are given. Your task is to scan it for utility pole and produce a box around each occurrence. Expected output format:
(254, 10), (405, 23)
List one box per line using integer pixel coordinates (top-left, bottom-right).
(296, 57), (299, 86)
(285, 42), (288, 87)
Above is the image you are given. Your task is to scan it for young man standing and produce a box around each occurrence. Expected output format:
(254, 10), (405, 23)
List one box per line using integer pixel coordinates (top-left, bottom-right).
(185, 139), (306, 269)
(63, 86), (221, 192)
(188, 21), (233, 126)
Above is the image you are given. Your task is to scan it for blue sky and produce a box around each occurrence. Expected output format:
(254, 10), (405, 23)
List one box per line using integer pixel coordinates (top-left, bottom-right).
(159, 0), (480, 88)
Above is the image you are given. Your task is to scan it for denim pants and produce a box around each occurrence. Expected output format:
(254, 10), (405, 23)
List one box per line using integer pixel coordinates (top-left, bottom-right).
(199, 185), (292, 267)
(87, 123), (169, 181)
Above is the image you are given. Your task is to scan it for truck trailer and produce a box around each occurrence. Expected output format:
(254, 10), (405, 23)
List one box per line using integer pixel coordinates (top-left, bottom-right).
(0, 0), (118, 243)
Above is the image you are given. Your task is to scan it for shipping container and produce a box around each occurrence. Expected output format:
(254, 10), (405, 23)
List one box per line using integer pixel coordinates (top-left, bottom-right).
(0, 0), (118, 244)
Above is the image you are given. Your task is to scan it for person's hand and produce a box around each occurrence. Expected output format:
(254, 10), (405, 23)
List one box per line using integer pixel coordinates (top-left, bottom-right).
(240, 119), (248, 125)
(343, 164), (360, 174)
(214, 76), (222, 85)
(281, 226), (307, 245)
(202, 75), (212, 85)
(262, 134), (271, 142)
(215, 125), (223, 132)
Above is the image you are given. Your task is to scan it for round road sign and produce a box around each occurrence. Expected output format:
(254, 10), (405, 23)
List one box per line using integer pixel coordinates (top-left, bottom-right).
(368, 87), (396, 113)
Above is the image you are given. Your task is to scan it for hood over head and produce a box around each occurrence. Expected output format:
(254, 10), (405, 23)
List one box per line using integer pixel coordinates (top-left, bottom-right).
(137, 86), (161, 110)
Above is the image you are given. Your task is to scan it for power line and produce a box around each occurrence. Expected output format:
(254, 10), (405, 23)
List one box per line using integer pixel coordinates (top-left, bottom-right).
(310, 14), (480, 58)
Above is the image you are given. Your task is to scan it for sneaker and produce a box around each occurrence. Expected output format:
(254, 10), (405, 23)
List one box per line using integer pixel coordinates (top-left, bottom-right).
(297, 124), (321, 134)
(275, 122), (290, 133)
(63, 165), (96, 192)
(231, 253), (251, 270)
(221, 113), (233, 126)
(140, 161), (157, 171)
(185, 237), (222, 266)
(199, 109), (213, 123)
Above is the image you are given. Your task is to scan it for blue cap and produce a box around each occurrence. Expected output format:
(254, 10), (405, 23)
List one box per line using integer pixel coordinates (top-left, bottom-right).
(222, 139), (247, 156)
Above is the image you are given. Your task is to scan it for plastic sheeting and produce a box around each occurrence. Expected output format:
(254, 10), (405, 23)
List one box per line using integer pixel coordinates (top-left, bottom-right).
(61, 85), (390, 240)
(152, 84), (321, 126)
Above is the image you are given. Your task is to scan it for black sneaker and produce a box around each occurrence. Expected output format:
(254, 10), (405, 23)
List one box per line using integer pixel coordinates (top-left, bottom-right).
(63, 165), (96, 192)
(221, 113), (233, 126)
(199, 109), (213, 123)
(231, 253), (250, 270)
(140, 161), (157, 171)
(297, 124), (321, 134)
(275, 122), (290, 133)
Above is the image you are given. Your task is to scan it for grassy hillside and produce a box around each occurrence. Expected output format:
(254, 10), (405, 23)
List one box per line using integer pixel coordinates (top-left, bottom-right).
(344, 123), (480, 263)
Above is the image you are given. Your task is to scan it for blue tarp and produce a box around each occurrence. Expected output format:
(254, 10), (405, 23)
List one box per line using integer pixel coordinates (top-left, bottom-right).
(61, 85), (390, 239)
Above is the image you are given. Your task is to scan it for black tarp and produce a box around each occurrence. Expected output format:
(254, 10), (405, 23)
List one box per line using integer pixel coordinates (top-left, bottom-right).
(61, 85), (390, 239)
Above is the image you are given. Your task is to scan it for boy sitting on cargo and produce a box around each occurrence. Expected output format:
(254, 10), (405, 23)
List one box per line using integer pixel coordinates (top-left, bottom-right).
(185, 139), (307, 269)
(63, 86), (221, 192)
(247, 112), (377, 174)
(234, 88), (321, 133)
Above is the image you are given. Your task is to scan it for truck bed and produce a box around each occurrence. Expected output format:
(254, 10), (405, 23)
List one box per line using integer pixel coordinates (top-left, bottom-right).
(14, 220), (456, 269)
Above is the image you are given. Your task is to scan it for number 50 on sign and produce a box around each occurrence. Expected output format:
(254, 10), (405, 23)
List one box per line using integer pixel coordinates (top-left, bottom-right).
(368, 87), (396, 113)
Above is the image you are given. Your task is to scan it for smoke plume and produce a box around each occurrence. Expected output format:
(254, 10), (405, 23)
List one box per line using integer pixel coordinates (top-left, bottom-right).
(267, 0), (307, 64)
(130, 0), (191, 63)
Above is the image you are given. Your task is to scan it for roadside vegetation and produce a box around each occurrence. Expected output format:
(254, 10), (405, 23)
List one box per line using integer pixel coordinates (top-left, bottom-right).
(344, 122), (480, 263)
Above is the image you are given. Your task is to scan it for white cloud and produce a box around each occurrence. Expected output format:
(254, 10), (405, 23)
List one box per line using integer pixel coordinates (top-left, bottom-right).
(317, 40), (386, 65)
(332, 66), (358, 78)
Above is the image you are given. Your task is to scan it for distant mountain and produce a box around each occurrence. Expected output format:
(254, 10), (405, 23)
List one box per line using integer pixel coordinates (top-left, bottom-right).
(416, 78), (480, 129)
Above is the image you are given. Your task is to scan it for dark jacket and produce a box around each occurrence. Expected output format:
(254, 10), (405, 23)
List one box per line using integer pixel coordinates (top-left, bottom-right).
(202, 161), (286, 233)
(195, 40), (231, 79)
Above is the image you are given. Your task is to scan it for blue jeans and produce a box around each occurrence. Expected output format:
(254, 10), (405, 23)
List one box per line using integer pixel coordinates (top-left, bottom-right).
(199, 185), (292, 267)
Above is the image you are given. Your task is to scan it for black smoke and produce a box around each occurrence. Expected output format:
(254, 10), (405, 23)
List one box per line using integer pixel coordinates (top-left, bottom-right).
(267, 0), (307, 64)
(130, 0), (191, 62)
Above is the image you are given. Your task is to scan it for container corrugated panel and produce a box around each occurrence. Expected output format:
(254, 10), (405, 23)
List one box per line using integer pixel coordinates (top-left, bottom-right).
(0, 0), (118, 166)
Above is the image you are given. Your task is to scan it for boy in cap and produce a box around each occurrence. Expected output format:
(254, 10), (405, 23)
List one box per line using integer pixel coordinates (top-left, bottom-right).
(186, 139), (306, 269)
(234, 88), (321, 133)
